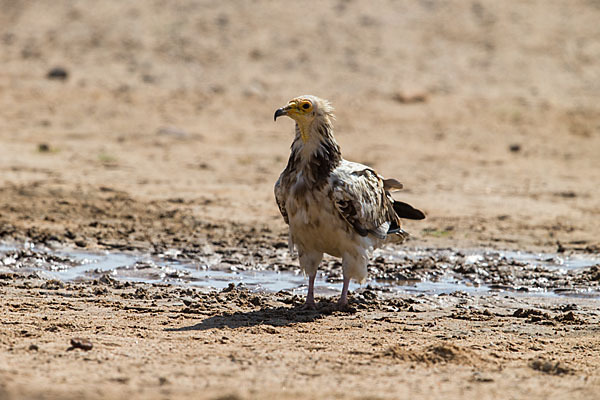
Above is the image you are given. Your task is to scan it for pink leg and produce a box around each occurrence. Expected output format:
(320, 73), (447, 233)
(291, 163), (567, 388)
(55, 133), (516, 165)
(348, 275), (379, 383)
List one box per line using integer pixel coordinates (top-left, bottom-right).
(337, 275), (351, 308)
(302, 273), (317, 310)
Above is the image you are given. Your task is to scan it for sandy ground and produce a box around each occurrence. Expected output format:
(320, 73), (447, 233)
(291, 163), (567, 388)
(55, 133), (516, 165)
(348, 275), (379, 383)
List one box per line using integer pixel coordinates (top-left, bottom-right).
(1, 1), (600, 399)
(1, 276), (600, 400)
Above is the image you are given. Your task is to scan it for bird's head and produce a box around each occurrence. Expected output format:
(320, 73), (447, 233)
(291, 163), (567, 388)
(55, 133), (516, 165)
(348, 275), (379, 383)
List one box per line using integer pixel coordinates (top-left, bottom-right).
(274, 95), (334, 143)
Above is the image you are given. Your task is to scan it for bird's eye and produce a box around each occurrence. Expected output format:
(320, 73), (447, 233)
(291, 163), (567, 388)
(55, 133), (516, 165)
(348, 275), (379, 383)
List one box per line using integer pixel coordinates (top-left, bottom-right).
(302, 103), (311, 110)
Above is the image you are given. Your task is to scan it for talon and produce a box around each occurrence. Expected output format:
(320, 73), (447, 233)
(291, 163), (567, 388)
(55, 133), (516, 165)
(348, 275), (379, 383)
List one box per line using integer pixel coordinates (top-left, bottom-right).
(300, 301), (317, 311)
(335, 299), (348, 311)
(334, 300), (355, 313)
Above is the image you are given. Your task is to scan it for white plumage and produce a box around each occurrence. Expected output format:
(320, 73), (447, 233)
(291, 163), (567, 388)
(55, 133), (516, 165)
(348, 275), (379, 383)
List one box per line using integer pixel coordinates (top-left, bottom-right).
(274, 95), (425, 309)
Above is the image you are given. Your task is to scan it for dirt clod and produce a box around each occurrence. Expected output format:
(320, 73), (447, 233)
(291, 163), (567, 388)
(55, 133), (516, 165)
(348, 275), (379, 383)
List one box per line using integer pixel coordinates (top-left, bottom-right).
(381, 343), (486, 366)
(529, 359), (572, 375)
(69, 338), (93, 351)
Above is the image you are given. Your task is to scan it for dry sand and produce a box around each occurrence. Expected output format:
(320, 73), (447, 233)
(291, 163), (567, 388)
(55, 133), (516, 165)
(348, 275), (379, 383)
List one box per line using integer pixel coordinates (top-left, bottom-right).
(1, 1), (599, 399)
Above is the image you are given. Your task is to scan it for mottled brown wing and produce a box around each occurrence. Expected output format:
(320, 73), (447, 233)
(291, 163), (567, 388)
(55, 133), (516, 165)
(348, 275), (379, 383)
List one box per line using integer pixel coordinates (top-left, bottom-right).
(331, 162), (396, 239)
(274, 177), (289, 224)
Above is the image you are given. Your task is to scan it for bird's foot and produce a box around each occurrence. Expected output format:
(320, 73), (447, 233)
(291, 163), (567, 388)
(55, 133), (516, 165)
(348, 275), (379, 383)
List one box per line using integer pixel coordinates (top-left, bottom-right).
(335, 299), (348, 311)
(334, 298), (356, 313)
(300, 299), (317, 311)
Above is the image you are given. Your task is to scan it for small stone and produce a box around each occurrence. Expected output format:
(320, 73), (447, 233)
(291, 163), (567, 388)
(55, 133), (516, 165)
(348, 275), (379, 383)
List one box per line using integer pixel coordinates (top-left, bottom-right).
(557, 191), (576, 198)
(141, 74), (155, 83)
(70, 337), (93, 351)
(221, 283), (235, 293)
(471, 371), (493, 382)
(392, 91), (428, 104)
(249, 296), (261, 306)
(99, 274), (116, 286)
(42, 279), (65, 290)
(529, 358), (572, 375)
(513, 308), (525, 317)
(134, 287), (148, 299)
(47, 67), (68, 80)
(158, 376), (169, 386)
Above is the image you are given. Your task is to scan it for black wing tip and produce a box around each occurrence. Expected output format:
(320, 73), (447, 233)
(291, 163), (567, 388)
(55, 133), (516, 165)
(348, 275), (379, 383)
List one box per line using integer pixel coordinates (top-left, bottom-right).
(393, 201), (426, 220)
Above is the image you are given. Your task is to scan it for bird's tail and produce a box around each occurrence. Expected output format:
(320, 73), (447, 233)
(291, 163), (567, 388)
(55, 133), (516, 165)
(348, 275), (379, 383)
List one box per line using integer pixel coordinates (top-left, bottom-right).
(386, 217), (409, 243)
(386, 226), (409, 243)
(392, 201), (426, 220)
(386, 200), (425, 243)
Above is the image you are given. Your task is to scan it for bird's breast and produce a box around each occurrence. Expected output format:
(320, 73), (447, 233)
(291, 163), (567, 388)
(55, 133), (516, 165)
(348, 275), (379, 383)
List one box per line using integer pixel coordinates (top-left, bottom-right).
(285, 188), (355, 258)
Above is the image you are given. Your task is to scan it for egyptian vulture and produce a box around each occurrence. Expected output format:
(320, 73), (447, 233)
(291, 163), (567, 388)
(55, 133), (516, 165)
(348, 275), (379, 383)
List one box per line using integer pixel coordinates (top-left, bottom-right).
(274, 95), (425, 309)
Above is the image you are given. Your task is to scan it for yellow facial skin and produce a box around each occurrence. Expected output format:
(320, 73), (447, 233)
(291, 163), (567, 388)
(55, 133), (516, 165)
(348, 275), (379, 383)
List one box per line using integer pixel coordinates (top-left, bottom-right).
(274, 98), (315, 143)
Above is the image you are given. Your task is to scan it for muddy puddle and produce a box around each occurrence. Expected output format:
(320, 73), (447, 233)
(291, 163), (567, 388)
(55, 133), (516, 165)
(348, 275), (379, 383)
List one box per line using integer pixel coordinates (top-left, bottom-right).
(1, 242), (599, 299)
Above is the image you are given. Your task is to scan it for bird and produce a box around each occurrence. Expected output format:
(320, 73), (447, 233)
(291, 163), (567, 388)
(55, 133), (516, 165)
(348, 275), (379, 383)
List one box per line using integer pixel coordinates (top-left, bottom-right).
(274, 95), (425, 310)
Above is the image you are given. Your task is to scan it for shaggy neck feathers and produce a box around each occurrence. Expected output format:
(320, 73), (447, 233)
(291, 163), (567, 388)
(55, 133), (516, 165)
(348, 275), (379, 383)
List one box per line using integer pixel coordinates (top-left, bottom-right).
(284, 116), (341, 190)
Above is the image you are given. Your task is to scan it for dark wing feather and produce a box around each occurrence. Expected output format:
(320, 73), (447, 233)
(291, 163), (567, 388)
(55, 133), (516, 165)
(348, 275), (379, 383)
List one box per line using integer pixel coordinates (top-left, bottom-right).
(392, 201), (426, 220)
(331, 162), (397, 239)
(274, 178), (289, 224)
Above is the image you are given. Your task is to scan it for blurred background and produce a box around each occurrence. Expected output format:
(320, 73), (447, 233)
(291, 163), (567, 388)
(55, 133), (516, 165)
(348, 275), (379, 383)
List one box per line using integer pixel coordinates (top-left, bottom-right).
(0, 0), (599, 250)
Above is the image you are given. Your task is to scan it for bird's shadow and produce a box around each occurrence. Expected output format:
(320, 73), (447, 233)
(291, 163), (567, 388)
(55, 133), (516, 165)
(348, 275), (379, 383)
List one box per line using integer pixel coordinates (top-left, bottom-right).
(165, 302), (346, 332)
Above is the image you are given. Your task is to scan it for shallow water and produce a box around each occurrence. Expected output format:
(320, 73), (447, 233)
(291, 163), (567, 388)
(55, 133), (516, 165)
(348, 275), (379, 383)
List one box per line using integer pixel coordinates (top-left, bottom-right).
(1, 242), (598, 298)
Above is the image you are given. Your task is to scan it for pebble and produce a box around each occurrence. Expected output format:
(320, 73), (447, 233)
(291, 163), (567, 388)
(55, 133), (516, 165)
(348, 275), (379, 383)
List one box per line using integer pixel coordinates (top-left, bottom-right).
(47, 67), (68, 80)
(392, 91), (428, 104)
(70, 337), (93, 351)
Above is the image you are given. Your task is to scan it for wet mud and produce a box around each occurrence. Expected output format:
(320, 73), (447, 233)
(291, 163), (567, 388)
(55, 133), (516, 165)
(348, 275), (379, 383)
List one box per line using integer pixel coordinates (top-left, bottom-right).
(1, 242), (598, 298)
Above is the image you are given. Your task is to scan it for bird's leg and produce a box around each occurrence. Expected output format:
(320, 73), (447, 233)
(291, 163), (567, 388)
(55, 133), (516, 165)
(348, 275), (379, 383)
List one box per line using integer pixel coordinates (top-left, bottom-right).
(337, 274), (351, 309)
(298, 252), (322, 310)
(301, 273), (317, 310)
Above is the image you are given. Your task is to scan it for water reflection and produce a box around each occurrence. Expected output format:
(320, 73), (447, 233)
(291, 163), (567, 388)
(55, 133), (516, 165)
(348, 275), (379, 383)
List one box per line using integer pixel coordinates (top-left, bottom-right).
(0, 243), (598, 298)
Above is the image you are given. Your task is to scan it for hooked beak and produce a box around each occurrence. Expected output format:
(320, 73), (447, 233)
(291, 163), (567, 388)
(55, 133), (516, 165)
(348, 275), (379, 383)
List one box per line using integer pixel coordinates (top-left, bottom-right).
(273, 107), (287, 121)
